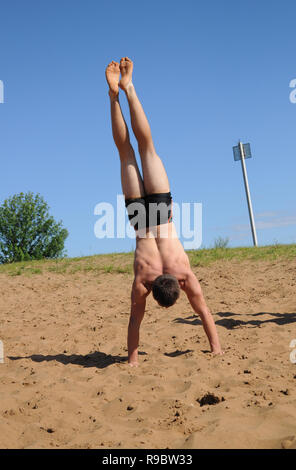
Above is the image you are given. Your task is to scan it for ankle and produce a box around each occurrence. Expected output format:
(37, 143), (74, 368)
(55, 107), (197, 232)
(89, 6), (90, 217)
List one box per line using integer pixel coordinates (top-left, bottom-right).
(109, 89), (119, 101)
(124, 82), (135, 96)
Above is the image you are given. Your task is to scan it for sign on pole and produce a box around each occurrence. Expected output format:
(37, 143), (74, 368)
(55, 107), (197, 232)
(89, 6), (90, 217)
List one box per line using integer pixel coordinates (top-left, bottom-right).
(232, 141), (258, 247)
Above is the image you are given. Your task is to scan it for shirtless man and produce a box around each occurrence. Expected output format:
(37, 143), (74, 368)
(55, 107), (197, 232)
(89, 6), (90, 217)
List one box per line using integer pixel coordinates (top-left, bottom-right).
(105, 57), (223, 366)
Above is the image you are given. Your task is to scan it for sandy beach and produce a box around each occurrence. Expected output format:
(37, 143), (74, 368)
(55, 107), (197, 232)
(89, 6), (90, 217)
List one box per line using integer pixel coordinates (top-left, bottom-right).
(0, 255), (295, 449)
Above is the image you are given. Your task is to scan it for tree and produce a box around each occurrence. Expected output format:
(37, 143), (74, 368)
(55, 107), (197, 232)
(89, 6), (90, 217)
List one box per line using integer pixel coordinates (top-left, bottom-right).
(0, 192), (68, 263)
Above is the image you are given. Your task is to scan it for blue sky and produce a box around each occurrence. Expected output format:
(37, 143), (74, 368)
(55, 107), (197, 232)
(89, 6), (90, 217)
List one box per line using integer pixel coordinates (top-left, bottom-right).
(0, 0), (295, 257)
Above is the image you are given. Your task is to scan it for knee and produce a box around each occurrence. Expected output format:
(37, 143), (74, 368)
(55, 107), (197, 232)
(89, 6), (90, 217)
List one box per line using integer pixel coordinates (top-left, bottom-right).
(138, 143), (157, 160)
(119, 145), (136, 161)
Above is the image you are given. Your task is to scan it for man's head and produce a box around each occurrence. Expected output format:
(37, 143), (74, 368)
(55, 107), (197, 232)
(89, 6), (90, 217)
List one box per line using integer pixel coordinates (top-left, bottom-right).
(152, 274), (180, 308)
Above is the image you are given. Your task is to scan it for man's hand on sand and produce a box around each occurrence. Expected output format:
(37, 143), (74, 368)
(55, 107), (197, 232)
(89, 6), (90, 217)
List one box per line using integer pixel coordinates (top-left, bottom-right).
(211, 348), (225, 355)
(128, 361), (139, 368)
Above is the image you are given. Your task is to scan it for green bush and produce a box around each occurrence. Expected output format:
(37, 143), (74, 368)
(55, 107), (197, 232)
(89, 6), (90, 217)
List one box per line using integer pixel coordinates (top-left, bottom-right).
(214, 236), (229, 249)
(0, 192), (68, 263)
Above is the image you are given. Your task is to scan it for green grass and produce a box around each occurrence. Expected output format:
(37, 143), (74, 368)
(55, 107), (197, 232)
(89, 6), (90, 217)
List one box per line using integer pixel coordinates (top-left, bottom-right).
(0, 244), (295, 276)
(188, 243), (296, 266)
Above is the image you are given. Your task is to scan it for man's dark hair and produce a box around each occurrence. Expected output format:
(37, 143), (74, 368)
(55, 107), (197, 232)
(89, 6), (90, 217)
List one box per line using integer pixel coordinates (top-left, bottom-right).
(152, 274), (180, 307)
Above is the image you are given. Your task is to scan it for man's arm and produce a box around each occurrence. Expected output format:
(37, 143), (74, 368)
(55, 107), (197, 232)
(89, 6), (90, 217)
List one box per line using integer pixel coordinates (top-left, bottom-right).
(127, 280), (149, 366)
(182, 271), (223, 354)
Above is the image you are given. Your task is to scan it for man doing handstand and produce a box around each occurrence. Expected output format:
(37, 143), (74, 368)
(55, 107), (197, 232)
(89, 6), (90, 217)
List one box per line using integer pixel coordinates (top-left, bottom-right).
(105, 57), (223, 366)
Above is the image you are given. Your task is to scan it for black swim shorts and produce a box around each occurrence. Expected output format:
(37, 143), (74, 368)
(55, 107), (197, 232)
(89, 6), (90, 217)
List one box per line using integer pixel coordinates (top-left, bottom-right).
(125, 192), (173, 231)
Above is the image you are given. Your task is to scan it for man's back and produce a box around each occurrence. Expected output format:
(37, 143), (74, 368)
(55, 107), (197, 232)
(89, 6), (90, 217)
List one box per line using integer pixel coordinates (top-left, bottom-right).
(134, 222), (191, 287)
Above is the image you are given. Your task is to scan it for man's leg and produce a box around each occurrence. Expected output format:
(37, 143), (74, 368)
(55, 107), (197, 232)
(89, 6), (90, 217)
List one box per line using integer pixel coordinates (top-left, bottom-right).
(106, 61), (145, 199)
(106, 62), (147, 365)
(119, 57), (170, 195)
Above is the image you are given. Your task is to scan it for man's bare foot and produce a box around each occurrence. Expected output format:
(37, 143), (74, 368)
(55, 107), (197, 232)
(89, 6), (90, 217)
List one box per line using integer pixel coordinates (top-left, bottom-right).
(105, 61), (120, 97)
(119, 57), (133, 91)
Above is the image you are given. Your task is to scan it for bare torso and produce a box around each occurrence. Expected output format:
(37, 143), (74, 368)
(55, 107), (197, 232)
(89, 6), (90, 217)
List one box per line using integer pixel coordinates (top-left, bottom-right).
(134, 222), (191, 292)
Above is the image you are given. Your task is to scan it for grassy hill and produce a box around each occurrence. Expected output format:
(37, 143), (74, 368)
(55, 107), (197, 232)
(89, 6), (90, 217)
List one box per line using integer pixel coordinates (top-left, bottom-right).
(0, 243), (295, 277)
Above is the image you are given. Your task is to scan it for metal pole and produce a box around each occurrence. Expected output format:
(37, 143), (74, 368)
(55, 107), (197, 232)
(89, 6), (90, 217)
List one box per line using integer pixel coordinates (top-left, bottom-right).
(239, 141), (258, 247)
